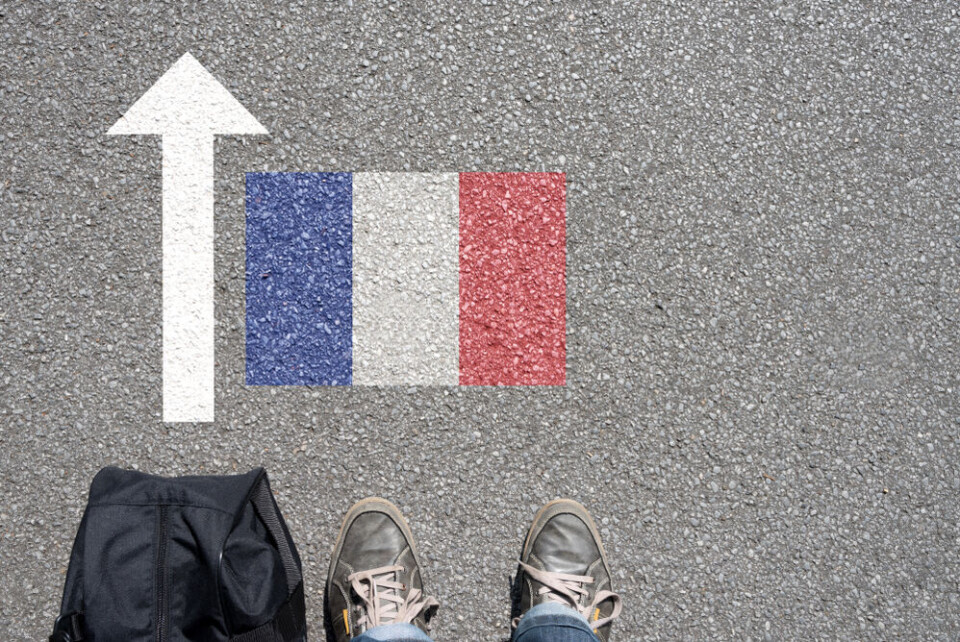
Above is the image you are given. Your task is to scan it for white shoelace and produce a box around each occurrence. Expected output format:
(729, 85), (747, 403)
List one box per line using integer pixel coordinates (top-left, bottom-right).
(348, 564), (439, 631)
(516, 561), (623, 631)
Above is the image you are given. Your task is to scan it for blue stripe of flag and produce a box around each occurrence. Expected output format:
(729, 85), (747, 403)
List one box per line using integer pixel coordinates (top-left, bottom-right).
(245, 172), (353, 385)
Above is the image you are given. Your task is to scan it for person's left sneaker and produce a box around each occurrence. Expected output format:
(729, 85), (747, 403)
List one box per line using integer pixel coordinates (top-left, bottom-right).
(514, 499), (622, 641)
(326, 497), (439, 641)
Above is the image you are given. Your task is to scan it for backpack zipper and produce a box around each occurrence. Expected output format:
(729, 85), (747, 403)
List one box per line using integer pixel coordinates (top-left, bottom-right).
(155, 505), (169, 642)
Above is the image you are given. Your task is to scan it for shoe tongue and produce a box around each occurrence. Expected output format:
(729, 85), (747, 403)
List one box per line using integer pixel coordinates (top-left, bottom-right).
(532, 514), (601, 574)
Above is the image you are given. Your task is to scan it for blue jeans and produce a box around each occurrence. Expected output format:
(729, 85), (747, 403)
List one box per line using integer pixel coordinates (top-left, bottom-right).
(352, 603), (598, 642)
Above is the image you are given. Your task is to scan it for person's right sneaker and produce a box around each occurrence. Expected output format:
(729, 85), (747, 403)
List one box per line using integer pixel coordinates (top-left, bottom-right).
(326, 497), (439, 641)
(515, 499), (622, 641)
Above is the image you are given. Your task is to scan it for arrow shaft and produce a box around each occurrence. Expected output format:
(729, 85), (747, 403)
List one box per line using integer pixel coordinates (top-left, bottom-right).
(162, 135), (215, 422)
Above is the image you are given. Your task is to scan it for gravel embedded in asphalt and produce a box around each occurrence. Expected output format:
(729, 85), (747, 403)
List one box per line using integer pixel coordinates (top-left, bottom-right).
(1, 1), (959, 639)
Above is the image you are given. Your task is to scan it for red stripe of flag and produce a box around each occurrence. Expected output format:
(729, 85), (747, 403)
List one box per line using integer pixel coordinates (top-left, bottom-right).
(459, 172), (566, 385)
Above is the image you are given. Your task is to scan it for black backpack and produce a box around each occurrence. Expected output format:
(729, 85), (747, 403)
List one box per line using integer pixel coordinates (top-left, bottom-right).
(50, 467), (308, 642)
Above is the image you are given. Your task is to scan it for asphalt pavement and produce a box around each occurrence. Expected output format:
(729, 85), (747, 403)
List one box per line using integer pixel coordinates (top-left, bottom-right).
(1, 1), (958, 639)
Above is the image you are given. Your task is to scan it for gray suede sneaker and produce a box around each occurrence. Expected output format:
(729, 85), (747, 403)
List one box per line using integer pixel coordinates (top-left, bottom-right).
(515, 499), (622, 641)
(326, 498), (438, 641)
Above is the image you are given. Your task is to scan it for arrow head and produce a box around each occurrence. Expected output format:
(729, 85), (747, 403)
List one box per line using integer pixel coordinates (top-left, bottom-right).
(108, 53), (268, 137)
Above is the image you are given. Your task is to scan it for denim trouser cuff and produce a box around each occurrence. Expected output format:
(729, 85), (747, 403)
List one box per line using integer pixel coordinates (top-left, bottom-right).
(513, 602), (599, 641)
(350, 603), (598, 642)
(353, 622), (433, 642)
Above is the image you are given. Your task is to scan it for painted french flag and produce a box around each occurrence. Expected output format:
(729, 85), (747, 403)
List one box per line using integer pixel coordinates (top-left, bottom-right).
(245, 172), (565, 386)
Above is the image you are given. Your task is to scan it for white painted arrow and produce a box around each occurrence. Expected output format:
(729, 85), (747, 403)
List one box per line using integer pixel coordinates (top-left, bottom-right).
(109, 53), (267, 423)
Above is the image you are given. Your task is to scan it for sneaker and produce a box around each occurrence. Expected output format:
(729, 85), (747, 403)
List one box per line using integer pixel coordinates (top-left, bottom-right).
(515, 499), (622, 641)
(326, 498), (439, 641)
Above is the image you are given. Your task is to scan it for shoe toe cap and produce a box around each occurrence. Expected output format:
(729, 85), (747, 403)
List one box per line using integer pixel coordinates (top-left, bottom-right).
(341, 512), (410, 569)
(531, 513), (602, 574)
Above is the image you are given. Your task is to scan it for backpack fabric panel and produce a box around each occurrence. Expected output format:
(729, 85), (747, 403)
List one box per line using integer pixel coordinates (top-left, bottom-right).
(52, 466), (306, 642)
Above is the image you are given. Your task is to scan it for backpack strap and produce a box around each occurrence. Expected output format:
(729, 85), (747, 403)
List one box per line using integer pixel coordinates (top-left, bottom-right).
(231, 475), (305, 641)
(250, 475), (301, 594)
(49, 611), (85, 641)
(230, 581), (305, 642)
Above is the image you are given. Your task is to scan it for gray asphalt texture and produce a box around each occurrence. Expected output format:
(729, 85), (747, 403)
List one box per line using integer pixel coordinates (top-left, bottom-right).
(1, 1), (958, 640)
